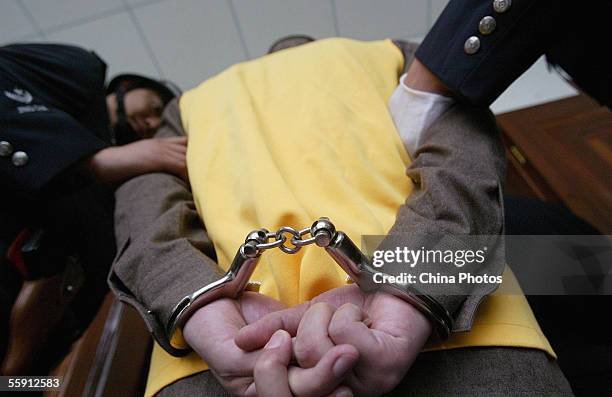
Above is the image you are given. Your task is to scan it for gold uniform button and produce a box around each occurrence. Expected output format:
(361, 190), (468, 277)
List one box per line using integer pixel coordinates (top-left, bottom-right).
(493, 0), (512, 13)
(0, 141), (13, 157)
(479, 16), (497, 35)
(12, 151), (29, 167)
(464, 36), (481, 54)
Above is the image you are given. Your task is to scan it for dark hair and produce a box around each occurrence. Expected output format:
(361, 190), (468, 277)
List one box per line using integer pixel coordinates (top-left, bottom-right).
(106, 74), (181, 105)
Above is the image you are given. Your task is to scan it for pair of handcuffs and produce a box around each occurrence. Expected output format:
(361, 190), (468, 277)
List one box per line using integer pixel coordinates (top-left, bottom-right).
(168, 217), (453, 350)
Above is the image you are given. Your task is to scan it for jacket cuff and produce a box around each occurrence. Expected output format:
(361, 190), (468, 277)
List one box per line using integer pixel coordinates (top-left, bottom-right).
(379, 101), (506, 331)
(415, 0), (559, 106)
(110, 171), (226, 356)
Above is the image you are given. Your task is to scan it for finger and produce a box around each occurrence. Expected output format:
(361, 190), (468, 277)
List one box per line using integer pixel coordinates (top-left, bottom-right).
(162, 153), (186, 171)
(328, 303), (378, 358)
(254, 330), (293, 397)
(239, 292), (287, 324)
(166, 151), (186, 165)
(183, 299), (261, 379)
(288, 344), (358, 397)
(166, 160), (187, 181)
(236, 303), (309, 351)
(325, 386), (353, 397)
(294, 302), (335, 368)
(162, 136), (188, 145)
(167, 143), (187, 155)
(166, 138), (188, 149)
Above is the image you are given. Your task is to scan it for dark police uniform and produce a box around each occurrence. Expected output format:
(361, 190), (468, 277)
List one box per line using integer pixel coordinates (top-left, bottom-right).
(416, 0), (611, 107)
(0, 43), (111, 196)
(416, 2), (612, 394)
(0, 44), (116, 348)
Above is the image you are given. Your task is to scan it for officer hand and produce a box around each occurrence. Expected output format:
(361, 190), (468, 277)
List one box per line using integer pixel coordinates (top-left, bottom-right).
(88, 136), (188, 184)
(236, 285), (432, 397)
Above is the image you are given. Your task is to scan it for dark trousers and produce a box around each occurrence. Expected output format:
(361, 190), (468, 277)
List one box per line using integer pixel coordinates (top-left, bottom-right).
(505, 196), (612, 396)
(0, 183), (116, 365)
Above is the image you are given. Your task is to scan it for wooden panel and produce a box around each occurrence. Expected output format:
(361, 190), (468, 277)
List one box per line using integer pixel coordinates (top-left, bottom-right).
(497, 95), (612, 233)
(502, 136), (560, 201)
(45, 294), (151, 397)
(44, 294), (114, 397)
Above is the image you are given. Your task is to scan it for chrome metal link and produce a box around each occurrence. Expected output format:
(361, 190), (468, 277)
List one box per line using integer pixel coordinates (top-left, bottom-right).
(254, 234), (286, 250)
(167, 216), (453, 351)
(254, 224), (320, 255)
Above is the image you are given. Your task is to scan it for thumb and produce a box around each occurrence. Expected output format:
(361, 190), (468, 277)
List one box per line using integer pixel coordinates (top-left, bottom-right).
(235, 303), (308, 351)
(253, 330), (293, 397)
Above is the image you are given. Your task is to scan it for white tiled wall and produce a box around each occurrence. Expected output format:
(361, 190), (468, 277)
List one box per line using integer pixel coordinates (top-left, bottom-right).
(45, 12), (159, 78)
(334, 0), (428, 41)
(133, 0), (246, 89)
(232, 0), (337, 58)
(1, 0), (576, 113)
(21, 0), (125, 31)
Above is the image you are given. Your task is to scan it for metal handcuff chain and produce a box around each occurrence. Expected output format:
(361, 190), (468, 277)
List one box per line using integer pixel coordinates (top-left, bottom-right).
(168, 217), (453, 351)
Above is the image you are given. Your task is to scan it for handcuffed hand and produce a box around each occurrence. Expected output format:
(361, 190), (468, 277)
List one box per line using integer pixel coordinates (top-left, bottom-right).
(236, 285), (432, 397)
(183, 291), (359, 397)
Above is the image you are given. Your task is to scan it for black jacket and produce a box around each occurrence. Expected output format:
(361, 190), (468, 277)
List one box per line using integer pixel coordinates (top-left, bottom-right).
(0, 43), (111, 198)
(416, 0), (611, 107)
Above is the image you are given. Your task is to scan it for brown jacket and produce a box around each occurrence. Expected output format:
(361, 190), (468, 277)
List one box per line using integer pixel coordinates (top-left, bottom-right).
(108, 42), (506, 356)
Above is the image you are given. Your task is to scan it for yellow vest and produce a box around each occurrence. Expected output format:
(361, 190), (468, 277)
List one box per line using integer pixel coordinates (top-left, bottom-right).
(145, 38), (554, 396)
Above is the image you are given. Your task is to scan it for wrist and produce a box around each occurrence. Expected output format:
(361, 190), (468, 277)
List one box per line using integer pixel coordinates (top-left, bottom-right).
(404, 58), (453, 97)
(384, 292), (433, 340)
(182, 297), (235, 349)
(182, 305), (205, 348)
(87, 144), (151, 185)
(86, 147), (118, 183)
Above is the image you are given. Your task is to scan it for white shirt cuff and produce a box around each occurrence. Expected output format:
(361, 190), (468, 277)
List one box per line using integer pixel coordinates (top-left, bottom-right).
(389, 73), (453, 157)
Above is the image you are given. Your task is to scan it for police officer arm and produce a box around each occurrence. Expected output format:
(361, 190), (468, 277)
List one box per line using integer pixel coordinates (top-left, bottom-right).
(85, 135), (187, 185)
(411, 0), (563, 106)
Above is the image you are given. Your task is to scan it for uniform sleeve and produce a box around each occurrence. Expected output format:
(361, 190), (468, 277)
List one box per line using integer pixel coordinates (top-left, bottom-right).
(0, 107), (108, 197)
(108, 100), (225, 356)
(0, 43), (111, 196)
(415, 0), (563, 106)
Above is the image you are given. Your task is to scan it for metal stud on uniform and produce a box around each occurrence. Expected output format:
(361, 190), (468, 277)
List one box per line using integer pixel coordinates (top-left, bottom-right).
(493, 0), (512, 13)
(11, 151), (28, 167)
(0, 141), (13, 157)
(479, 16), (497, 35)
(464, 36), (481, 54)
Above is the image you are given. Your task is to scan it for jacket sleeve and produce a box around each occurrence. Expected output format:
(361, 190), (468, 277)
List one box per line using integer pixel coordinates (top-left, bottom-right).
(383, 42), (506, 332)
(415, 0), (563, 106)
(108, 99), (225, 356)
(379, 101), (506, 332)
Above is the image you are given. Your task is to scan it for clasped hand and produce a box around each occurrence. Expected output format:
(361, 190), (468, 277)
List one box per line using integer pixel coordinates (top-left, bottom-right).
(183, 285), (432, 397)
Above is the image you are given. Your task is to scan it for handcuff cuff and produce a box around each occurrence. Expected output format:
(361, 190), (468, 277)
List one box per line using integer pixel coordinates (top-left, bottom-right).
(167, 217), (453, 350)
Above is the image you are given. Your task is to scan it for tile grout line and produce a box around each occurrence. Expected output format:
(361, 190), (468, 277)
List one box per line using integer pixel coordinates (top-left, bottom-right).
(40, 6), (127, 36)
(16, 0), (46, 38)
(37, 0), (170, 38)
(227, 0), (251, 60)
(121, 0), (165, 78)
(330, 0), (340, 36)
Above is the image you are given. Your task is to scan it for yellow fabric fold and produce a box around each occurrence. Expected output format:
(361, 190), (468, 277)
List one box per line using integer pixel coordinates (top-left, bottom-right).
(145, 38), (554, 397)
